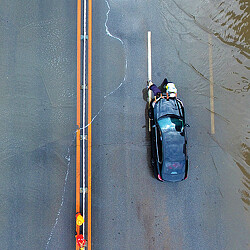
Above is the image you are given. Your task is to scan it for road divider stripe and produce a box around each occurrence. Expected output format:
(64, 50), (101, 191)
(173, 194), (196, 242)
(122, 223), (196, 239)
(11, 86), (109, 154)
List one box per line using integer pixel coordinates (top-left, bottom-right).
(76, 0), (81, 249)
(88, 0), (92, 248)
(82, 0), (87, 241)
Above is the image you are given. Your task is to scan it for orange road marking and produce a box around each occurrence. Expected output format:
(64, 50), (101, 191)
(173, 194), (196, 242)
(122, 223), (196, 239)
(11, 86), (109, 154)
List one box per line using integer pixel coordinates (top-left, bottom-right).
(76, 0), (81, 249)
(88, 0), (92, 248)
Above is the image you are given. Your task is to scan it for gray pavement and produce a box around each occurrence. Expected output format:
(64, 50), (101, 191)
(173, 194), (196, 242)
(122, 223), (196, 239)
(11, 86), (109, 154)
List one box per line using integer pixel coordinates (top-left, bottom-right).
(91, 0), (249, 249)
(0, 0), (249, 250)
(0, 1), (77, 249)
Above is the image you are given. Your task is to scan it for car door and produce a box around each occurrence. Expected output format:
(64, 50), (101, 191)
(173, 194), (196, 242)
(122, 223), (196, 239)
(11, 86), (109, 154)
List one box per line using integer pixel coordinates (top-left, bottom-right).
(155, 124), (163, 165)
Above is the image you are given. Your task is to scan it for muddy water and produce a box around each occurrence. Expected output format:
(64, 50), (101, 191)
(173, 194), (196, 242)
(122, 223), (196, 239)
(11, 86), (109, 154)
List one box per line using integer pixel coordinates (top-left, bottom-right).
(159, 0), (249, 209)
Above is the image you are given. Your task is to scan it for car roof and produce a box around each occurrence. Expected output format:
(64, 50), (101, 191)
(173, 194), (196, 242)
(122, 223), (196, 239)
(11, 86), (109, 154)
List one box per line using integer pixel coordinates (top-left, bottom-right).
(162, 131), (185, 162)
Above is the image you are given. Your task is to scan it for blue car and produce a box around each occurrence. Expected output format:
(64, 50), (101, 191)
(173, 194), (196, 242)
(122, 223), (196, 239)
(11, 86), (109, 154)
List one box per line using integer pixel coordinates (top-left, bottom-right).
(149, 95), (189, 182)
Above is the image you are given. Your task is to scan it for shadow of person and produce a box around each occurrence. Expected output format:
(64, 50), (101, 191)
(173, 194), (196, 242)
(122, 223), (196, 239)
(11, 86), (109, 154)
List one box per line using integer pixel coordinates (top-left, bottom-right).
(142, 87), (148, 102)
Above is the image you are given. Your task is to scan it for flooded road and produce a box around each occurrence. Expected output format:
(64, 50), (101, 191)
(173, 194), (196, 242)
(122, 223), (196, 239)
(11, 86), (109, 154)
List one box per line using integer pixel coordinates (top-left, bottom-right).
(0, 0), (248, 249)
(158, 0), (249, 210)
(91, 0), (249, 249)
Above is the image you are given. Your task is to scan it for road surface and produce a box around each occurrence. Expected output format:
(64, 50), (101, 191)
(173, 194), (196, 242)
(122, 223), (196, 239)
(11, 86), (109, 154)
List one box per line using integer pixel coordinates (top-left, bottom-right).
(0, 1), (77, 249)
(91, 0), (249, 249)
(0, 0), (249, 249)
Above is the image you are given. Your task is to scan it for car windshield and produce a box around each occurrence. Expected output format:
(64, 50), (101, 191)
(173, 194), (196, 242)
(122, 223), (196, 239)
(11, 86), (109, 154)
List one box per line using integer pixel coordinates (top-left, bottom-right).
(158, 116), (183, 133)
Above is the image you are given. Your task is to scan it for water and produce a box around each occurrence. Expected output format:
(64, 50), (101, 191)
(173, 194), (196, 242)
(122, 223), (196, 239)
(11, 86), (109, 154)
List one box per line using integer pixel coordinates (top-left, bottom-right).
(91, 0), (249, 248)
(159, 0), (249, 210)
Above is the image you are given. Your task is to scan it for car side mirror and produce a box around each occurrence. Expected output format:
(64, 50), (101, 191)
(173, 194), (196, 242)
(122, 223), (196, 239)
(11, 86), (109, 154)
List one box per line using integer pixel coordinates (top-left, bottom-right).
(184, 123), (190, 127)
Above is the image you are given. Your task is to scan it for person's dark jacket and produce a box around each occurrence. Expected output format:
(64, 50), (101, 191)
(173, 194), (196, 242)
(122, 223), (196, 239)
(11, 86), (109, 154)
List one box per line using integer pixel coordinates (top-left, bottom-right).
(149, 84), (161, 96)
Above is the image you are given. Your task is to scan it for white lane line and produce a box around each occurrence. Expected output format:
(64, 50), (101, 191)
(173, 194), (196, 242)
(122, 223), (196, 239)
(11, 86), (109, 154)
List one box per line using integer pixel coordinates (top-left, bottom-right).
(82, 0), (87, 238)
(209, 34), (215, 134)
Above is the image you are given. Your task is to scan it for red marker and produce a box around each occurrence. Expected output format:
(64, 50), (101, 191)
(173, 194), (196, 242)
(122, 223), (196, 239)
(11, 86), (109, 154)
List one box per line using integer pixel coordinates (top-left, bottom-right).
(76, 234), (86, 248)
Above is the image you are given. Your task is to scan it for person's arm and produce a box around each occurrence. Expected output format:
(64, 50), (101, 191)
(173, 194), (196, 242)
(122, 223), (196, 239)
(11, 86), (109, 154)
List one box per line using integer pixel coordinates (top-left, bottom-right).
(148, 81), (161, 96)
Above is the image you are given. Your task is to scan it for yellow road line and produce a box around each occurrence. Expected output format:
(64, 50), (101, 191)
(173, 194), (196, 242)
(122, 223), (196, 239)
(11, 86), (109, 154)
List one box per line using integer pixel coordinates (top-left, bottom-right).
(209, 34), (215, 134)
(76, 0), (81, 249)
(88, 0), (92, 248)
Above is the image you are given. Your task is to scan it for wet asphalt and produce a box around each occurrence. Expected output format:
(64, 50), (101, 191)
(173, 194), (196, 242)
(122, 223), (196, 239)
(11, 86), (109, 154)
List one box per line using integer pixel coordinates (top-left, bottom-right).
(0, 1), (76, 249)
(0, 0), (249, 250)
(91, 0), (249, 250)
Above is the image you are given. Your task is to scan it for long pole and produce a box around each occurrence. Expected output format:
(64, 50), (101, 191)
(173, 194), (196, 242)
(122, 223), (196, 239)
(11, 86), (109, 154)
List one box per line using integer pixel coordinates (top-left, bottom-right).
(147, 31), (152, 131)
